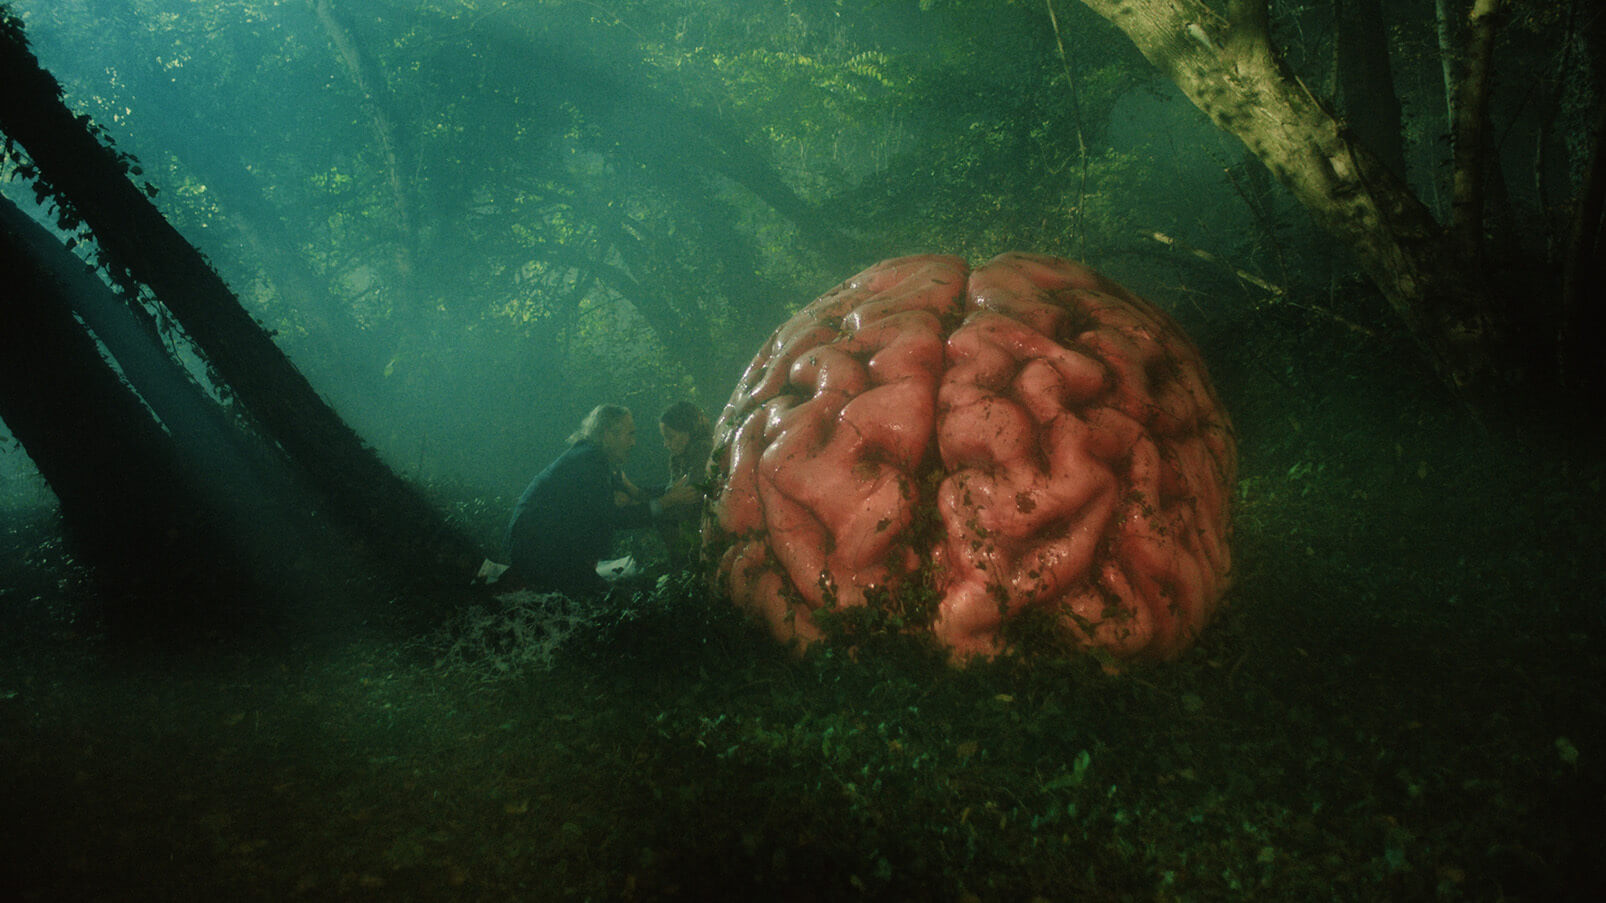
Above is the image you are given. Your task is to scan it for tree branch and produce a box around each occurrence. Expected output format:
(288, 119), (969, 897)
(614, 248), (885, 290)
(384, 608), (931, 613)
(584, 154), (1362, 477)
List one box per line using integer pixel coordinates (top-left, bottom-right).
(1074, 0), (1508, 393)
(1044, 0), (1090, 252)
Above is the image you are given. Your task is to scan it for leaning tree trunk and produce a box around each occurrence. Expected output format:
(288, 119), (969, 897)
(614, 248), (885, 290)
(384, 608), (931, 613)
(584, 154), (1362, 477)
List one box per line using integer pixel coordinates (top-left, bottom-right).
(0, 195), (308, 523)
(0, 201), (244, 606)
(1074, 0), (1504, 395)
(0, 17), (482, 578)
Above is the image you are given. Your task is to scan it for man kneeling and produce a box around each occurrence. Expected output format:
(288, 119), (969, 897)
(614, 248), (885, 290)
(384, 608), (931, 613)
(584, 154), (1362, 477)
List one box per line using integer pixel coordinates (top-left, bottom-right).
(505, 404), (701, 594)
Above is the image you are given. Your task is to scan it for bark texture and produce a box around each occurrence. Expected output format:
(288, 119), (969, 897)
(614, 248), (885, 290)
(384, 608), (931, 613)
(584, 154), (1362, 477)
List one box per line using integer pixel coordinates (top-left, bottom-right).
(1076, 0), (1501, 391)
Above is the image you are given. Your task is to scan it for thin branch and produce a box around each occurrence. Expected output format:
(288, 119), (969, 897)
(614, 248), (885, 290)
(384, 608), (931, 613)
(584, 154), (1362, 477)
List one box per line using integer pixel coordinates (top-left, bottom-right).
(1044, 0), (1089, 255)
(1145, 230), (1378, 338)
(1147, 230), (1284, 296)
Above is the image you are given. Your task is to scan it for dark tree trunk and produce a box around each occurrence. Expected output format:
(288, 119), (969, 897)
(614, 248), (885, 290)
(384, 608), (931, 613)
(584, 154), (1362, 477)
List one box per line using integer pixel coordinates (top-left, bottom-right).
(0, 17), (482, 579)
(0, 200), (241, 606)
(1557, 6), (1606, 394)
(3, 193), (411, 634)
(1330, 0), (1408, 180)
(0, 195), (303, 518)
(1560, 97), (1606, 393)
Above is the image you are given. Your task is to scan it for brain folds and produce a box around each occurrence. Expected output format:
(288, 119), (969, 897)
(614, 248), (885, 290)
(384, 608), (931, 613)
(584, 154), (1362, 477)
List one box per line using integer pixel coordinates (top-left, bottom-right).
(707, 253), (1236, 660)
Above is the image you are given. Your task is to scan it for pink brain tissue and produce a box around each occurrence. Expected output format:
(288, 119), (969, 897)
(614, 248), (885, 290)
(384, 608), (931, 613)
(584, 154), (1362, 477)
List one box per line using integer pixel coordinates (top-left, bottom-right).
(707, 253), (1237, 662)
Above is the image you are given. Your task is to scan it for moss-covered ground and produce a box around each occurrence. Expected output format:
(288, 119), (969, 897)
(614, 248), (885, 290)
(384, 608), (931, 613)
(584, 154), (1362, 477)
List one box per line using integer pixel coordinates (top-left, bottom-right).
(2, 328), (1603, 902)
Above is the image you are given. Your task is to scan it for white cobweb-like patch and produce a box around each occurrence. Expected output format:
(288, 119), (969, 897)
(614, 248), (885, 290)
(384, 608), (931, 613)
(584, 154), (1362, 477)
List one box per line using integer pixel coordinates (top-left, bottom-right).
(434, 590), (598, 681)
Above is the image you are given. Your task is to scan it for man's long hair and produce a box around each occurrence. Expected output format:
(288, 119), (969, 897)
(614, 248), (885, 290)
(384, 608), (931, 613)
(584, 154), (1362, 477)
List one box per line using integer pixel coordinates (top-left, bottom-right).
(569, 404), (631, 445)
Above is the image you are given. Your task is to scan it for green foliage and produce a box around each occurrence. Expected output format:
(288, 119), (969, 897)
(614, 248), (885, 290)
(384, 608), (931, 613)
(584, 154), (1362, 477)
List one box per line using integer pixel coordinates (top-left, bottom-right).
(4, 318), (1606, 898)
(7, 0), (1598, 501)
(4, 1), (1604, 897)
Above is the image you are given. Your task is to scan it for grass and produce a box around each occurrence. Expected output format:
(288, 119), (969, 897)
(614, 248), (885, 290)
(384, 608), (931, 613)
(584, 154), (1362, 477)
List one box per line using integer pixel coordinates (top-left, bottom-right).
(1, 331), (1603, 901)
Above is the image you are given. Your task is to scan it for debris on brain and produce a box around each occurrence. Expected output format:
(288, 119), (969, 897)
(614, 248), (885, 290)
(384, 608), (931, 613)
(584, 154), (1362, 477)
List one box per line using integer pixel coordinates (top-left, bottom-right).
(706, 253), (1236, 662)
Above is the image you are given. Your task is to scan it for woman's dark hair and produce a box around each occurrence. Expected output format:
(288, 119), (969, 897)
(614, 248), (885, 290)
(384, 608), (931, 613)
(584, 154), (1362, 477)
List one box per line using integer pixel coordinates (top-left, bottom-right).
(659, 401), (711, 442)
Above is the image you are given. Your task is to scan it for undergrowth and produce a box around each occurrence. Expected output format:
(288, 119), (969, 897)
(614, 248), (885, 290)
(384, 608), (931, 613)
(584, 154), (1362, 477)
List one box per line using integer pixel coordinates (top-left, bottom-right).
(2, 322), (1604, 901)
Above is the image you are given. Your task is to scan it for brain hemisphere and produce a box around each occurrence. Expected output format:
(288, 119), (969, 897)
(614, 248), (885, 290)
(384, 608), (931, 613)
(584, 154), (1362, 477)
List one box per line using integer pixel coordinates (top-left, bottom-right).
(708, 253), (1236, 660)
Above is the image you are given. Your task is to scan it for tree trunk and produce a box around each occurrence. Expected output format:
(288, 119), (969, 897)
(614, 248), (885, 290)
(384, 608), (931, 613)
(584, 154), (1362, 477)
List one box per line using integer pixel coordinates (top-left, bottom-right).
(1557, 0), (1606, 394)
(0, 200), (240, 604)
(1560, 98), (1606, 393)
(0, 18), (482, 578)
(1449, 0), (1503, 261)
(0, 195), (301, 513)
(1330, 0), (1407, 180)
(1074, 0), (1502, 394)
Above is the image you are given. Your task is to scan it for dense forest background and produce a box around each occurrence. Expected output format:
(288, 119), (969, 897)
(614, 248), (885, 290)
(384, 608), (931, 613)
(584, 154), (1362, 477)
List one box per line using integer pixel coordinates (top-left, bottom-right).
(2, 1), (1604, 900)
(8, 0), (1593, 514)
(4, 0), (1215, 502)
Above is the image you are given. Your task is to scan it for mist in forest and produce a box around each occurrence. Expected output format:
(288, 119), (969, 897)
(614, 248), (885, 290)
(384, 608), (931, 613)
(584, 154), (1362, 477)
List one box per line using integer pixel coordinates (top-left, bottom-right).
(2, 1), (1603, 900)
(0, 0), (1263, 511)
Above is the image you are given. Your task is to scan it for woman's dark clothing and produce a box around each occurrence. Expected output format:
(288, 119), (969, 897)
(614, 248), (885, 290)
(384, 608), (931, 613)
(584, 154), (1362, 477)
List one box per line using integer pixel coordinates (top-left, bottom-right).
(668, 435), (714, 488)
(659, 434), (713, 567)
(506, 440), (652, 593)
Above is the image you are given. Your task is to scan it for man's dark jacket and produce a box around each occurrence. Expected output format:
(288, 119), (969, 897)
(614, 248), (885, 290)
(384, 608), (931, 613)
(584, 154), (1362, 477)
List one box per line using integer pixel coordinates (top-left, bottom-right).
(506, 440), (652, 592)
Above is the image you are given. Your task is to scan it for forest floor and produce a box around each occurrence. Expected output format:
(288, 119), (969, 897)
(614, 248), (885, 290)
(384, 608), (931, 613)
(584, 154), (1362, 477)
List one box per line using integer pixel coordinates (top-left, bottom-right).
(2, 342), (1604, 901)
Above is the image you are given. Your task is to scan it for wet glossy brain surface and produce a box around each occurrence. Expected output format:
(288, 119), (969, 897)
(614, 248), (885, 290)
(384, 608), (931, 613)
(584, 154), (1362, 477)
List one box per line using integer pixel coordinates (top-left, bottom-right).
(708, 253), (1236, 660)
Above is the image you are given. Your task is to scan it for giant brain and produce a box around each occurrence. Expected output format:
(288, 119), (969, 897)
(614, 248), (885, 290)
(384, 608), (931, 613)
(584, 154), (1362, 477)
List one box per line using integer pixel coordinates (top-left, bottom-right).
(706, 253), (1236, 660)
